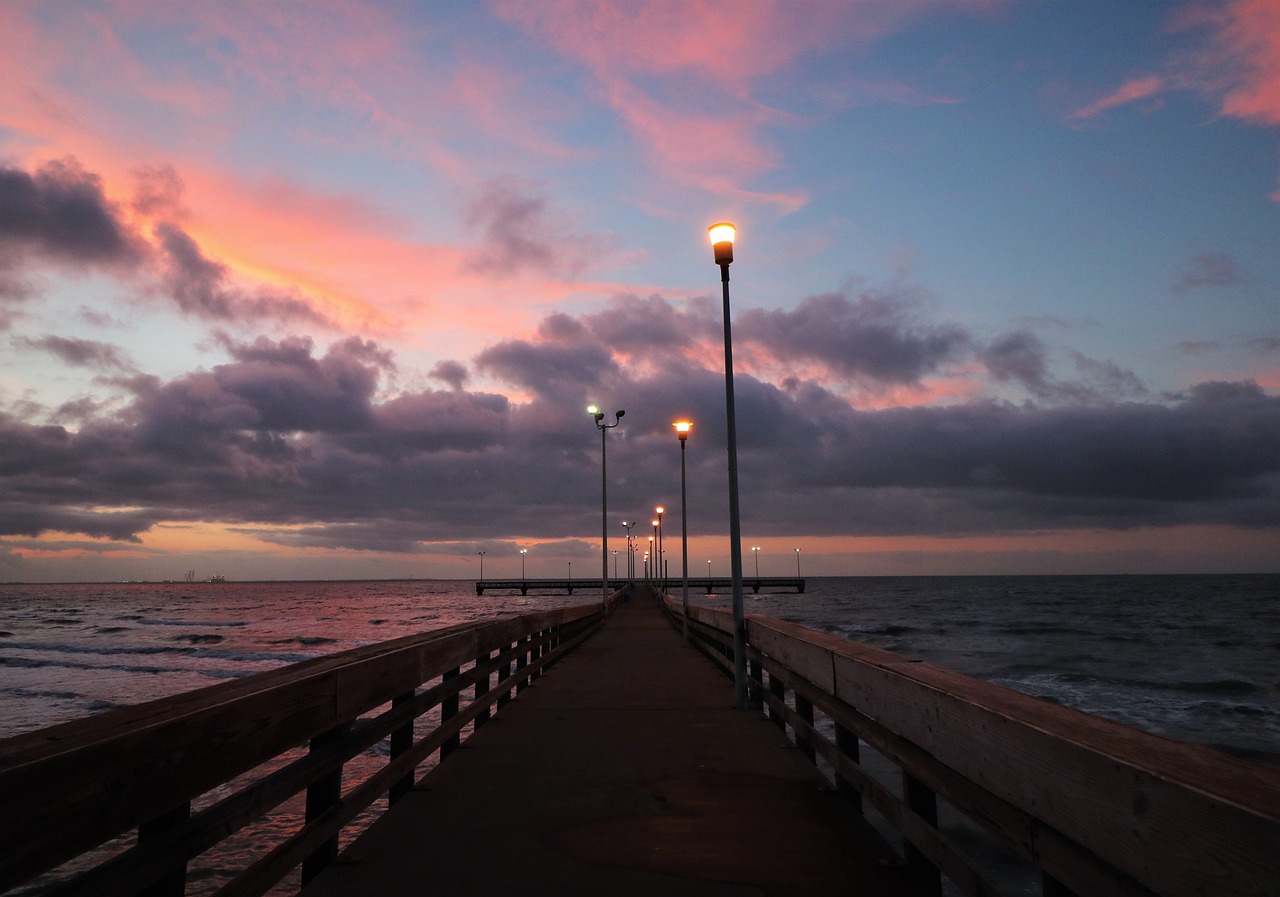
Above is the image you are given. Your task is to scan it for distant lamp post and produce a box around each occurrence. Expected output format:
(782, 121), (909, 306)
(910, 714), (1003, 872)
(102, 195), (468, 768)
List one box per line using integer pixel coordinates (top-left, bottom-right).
(794, 547), (802, 578)
(709, 221), (748, 708)
(674, 421), (693, 639)
(622, 521), (634, 584)
(612, 549), (619, 579)
(648, 536), (655, 583)
(520, 548), (528, 580)
(752, 546), (760, 580)
(651, 519), (661, 590)
(655, 506), (665, 590)
(478, 550), (486, 582)
(589, 405), (625, 610)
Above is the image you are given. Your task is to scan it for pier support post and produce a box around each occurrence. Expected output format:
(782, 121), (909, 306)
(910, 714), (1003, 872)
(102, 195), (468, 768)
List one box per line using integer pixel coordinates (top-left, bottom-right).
(768, 672), (786, 732)
(302, 722), (352, 886)
(441, 667), (461, 760)
(473, 651), (491, 730)
(904, 773), (942, 896)
(795, 693), (816, 764)
(835, 722), (863, 814)
(138, 801), (190, 897)
(389, 691), (415, 804)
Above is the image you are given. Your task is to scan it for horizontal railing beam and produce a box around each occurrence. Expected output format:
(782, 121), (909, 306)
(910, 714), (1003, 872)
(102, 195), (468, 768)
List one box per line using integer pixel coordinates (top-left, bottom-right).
(0, 606), (603, 894)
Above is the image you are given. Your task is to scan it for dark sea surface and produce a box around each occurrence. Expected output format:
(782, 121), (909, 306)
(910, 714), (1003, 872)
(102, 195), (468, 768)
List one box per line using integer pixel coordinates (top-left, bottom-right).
(2, 574), (1277, 752)
(1, 574), (1277, 896)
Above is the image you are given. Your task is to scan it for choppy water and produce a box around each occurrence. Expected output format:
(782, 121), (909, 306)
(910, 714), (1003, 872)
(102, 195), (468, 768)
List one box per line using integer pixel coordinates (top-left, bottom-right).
(2, 574), (1276, 754)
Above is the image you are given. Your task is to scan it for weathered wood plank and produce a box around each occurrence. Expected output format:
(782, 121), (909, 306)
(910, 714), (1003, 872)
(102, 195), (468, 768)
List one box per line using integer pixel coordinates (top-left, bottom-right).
(821, 630), (1280, 897)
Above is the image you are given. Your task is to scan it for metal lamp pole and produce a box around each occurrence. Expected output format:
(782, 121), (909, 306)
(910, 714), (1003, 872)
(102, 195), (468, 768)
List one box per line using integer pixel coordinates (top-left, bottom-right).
(589, 406), (625, 610)
(674, 421), (692, 640)
(709, 222), (748, 709)
(478, 550), (485, 582)
(655, 507), (665, 592)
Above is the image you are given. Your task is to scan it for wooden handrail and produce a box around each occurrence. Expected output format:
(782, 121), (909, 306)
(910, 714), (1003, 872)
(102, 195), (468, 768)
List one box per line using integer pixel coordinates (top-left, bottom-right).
(0, 604), (605, 896)
(666, 598), (1280, 897)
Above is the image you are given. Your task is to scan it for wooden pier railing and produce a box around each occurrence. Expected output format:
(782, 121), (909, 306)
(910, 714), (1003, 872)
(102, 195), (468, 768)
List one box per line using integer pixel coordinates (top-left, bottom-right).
(0, 603), (608, 897)
(665, 596), (1280, 897)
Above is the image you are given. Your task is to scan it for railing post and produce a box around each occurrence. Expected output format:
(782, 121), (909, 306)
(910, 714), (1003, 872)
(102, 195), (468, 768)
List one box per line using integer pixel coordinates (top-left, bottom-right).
(904, 773), (942, 896)
(515, 636), (529, 694)
(748, 657), (763, 705)
(301, 722), (351, 886)
(441, 667), (461, 760)
(473, 650), (491, 730)
(388, 690), (415, 805)
(834, 722), (862, 813)
(497, 644), (513, 709)
(794, 693), (816, 764)
(768, 672), (786, 732)
(137, 801), (190, 897)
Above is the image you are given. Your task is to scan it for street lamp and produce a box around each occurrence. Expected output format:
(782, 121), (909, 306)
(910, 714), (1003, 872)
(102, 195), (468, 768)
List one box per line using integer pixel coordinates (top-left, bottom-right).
(622, 521), (634, 584)
(651, 519), (660, 590)
(589, 405), (625, 610)
(612, 549), (619, 579)
(520, 548), (527, 580)
(655, 506), (665, 590)
(648, 536), (655, 583)
(478, 550), (486, 582)
(674, 421), (692, 639)
(709, 221), (748, 708)
(795, 547), (802, 578)
(752, 546), (760, 580)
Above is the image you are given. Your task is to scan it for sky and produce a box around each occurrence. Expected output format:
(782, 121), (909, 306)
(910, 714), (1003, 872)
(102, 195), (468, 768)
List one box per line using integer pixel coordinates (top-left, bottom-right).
(0, 0), (1277, 583)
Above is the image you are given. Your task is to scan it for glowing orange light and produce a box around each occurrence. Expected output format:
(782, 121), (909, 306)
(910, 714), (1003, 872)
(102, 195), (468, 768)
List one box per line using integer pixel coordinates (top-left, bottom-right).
(707, 223), (736, 245)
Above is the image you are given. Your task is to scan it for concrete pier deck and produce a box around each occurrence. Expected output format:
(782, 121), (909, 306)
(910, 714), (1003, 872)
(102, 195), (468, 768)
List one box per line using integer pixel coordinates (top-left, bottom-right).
(300, 590), (906, 896)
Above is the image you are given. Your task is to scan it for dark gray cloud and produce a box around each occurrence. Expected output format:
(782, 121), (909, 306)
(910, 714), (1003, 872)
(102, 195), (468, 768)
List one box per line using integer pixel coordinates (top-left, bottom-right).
(736, 291), (971, 385)
(430, 359), (469, 390)
(461, 180), (600, 278)
(13, 334), (134, 371)
(980, 330), (1148, 404)
(1, 303), (1276, 556)
(1173, 251), (1243, 292)
(0, 158), (332, 327)
(0, 158), (144, 268)
(155, 223), (329, 325)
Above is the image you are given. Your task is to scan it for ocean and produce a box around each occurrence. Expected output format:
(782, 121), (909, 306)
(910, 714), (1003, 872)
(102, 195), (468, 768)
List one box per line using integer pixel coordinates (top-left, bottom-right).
(1, 574), (1277, 895)
(2, 574), (1276, 755)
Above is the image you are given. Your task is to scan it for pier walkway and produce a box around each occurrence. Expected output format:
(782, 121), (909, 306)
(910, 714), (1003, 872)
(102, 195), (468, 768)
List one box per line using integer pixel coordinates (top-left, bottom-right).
(300, 589), (905, 896)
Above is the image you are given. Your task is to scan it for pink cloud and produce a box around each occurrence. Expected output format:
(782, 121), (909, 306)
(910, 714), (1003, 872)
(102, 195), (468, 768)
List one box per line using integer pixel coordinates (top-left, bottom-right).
(493, 0), (1008, 211)
(1068, 75), (1165, 120)
(1202, 0), (1280, 126)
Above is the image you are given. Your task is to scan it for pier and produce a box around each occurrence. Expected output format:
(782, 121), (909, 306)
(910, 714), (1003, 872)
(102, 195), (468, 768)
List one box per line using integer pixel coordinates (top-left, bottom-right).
(475, 576), (805, 595)
(2, 586), (1276, 897)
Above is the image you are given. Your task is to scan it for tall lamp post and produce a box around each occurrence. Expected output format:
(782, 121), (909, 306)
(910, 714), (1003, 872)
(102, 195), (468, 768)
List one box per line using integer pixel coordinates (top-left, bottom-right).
(651, 518), (661, 591)
(589, 405), (625, 610)
(752, 546), (760, 580)
(478, 550), (486, 582)
(674, 421), (693, 640)
(519, 548), (527, 580)
(709, 221), (748, 708)
(655, 506), (665, 591)
(621, 521), (634, 584)
(795, 547), (802, 578)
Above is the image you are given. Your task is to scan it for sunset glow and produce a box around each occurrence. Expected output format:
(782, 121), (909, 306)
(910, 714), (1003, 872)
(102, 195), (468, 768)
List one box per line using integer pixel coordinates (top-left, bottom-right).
(0, 1), (1276, 581)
